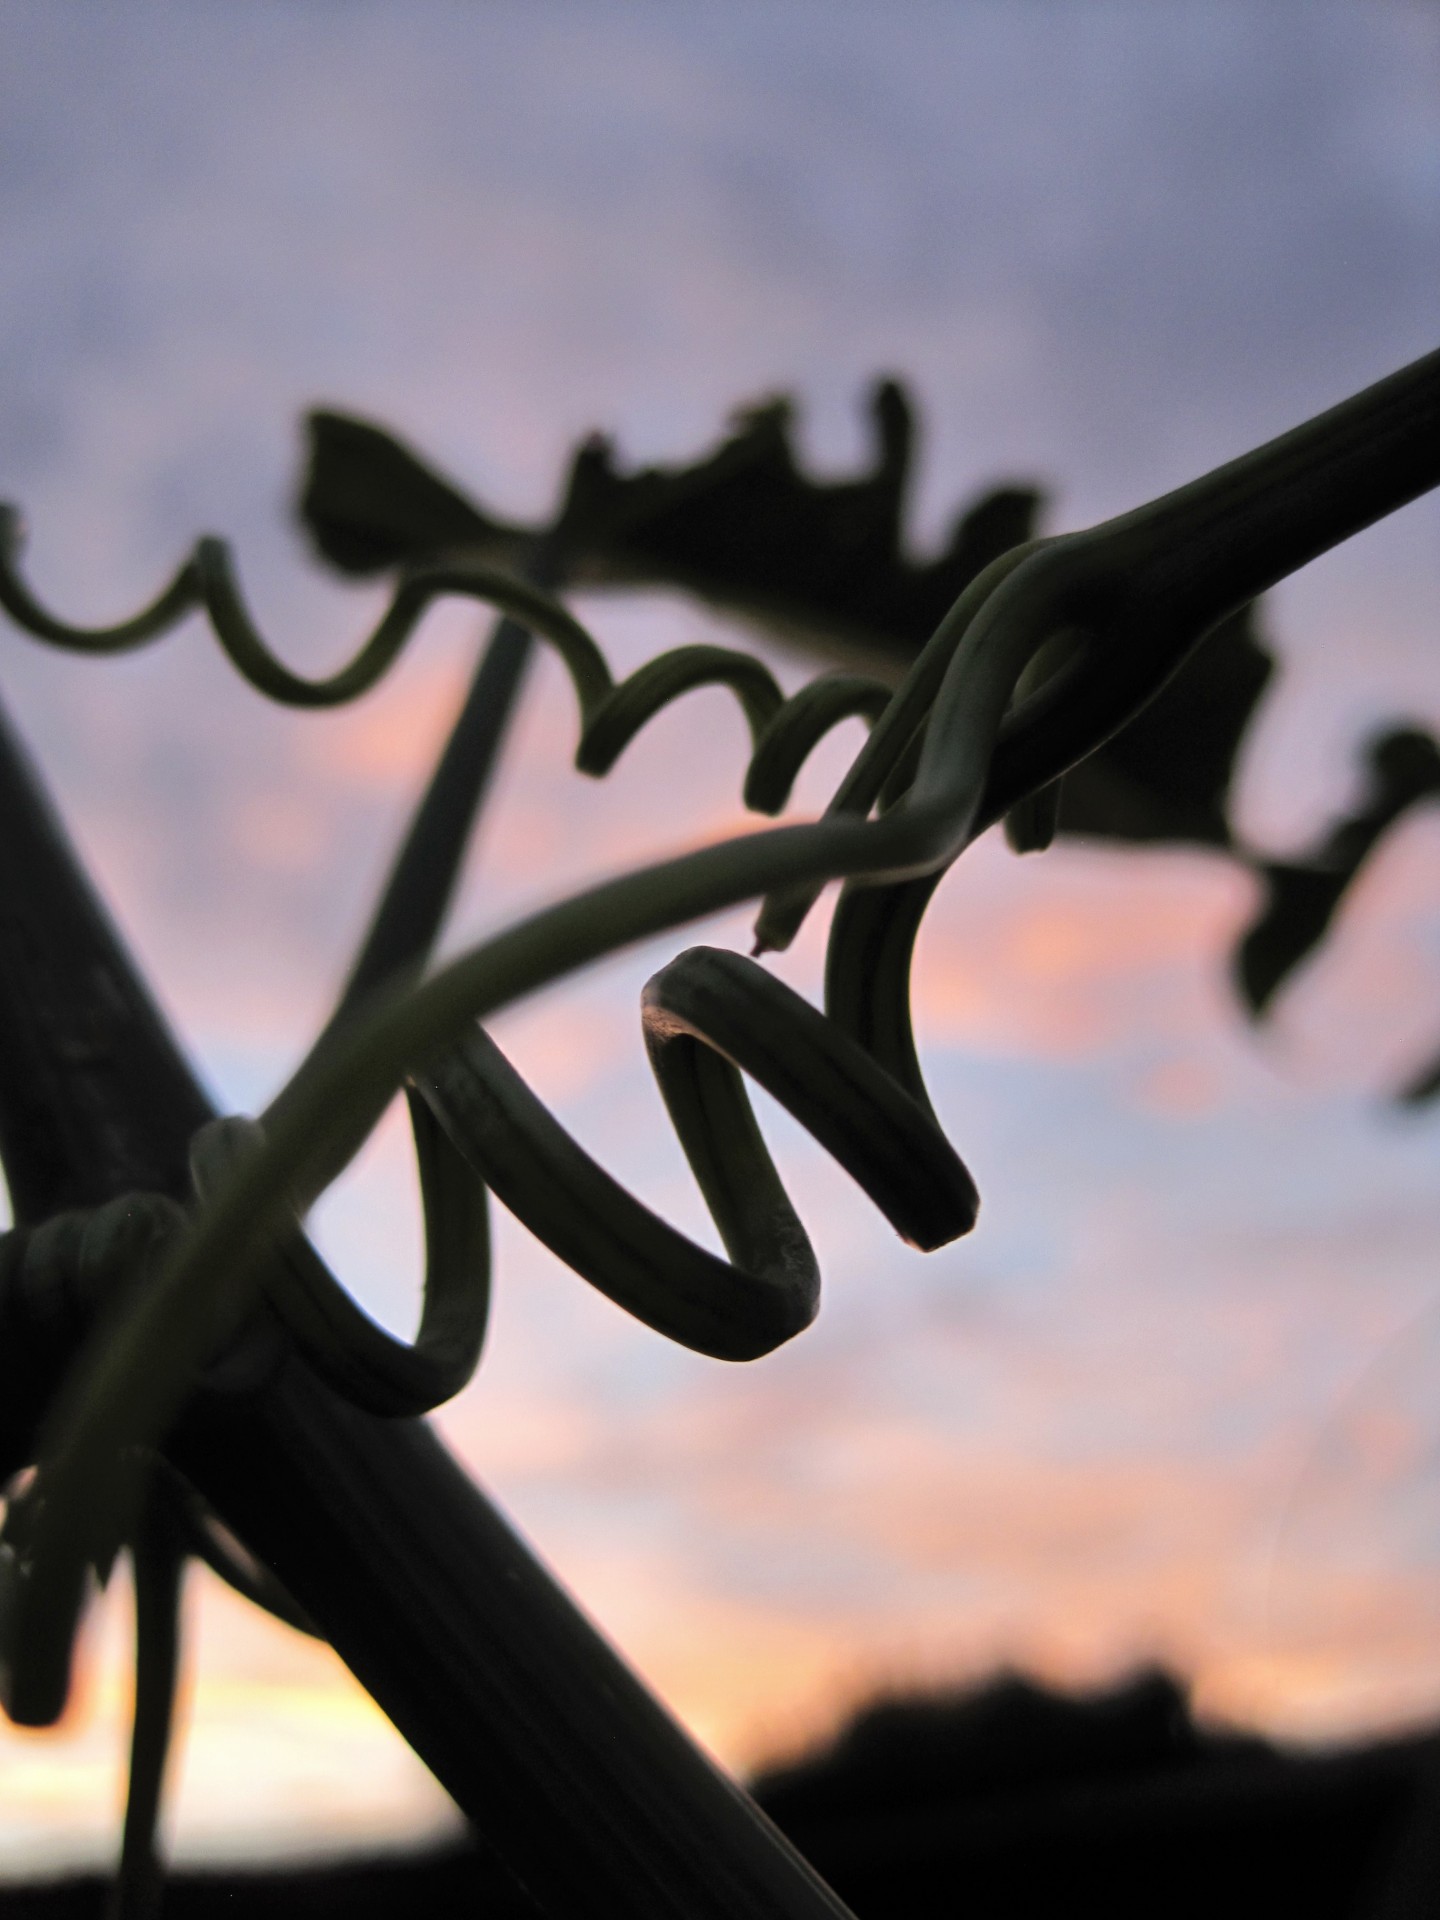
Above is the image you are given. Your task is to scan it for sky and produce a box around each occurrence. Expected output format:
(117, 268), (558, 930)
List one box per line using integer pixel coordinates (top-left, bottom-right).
(0, 0), (1438, 1875)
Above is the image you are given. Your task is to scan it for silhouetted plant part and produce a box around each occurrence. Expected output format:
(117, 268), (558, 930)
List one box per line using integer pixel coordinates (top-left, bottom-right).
(300, 382), (1042, 675)
(299, 387), (1272, 856)
(1233, 724), (1440, 1053)
(0, 347), (1433, 1919)
(303, 378), (1440, 1101)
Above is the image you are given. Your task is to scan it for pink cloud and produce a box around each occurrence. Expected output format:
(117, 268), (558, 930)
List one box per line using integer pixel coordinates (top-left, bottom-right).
(912, 837), (1258, 1059)
(226, 789), (333, 877)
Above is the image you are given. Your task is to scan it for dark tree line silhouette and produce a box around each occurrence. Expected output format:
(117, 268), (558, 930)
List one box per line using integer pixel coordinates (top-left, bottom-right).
(4, 1671), (1439, 1917)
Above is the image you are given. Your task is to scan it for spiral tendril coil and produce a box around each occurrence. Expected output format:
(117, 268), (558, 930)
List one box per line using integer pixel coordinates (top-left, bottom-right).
(0, 508), (979, 1416)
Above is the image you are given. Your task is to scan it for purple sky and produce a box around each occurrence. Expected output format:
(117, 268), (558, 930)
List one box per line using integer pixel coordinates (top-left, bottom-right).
(0, 0), (1437, 1868)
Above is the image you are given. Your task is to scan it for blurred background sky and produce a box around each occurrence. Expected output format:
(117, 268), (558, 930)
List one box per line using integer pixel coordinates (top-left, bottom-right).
(0, 0), (1437, 1876)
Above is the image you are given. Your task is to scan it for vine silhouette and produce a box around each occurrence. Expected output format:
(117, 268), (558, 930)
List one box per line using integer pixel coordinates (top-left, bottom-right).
(0, 346), (1434, 1919)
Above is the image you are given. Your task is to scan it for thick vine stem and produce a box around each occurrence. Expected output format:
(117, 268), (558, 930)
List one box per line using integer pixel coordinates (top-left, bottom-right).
(0, 676), (859, 1918)
(758, 345), (1440, 955)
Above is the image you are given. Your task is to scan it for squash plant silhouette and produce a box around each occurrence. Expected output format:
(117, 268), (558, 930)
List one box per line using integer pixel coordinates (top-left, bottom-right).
(304, 377), (1440, 1094)
(0, 348), (1434, 1920)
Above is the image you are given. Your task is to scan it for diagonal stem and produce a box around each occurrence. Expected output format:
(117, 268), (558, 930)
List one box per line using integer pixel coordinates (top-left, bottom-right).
(0, 684), (855, 1917)
(110, 1482), (186, 1920)
(326, 526), (568, 1035)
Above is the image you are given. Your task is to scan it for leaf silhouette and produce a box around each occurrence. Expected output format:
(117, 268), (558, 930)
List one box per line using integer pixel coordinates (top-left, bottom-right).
(297, 386), (1438, 1101)
(1054, 604), (1274, 850)
(1397, 1044), (1440, 1106)
(1233, 725), (1440, 1017)
(300, 382), (1039, 672)
(300, 411), (529, 577)
(299, 385), (1276, 846)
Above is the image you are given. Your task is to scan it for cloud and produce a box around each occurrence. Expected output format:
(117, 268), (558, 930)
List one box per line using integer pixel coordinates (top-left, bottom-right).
(911, 836), (1258, 1060)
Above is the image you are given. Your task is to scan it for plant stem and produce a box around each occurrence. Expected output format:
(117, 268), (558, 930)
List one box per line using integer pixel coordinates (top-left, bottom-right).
(174, 1371), (853, 1918)
(110, 1486), (185, 1920)
(0, 689), (856, 1918)
(326, 528), (567, 1033)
